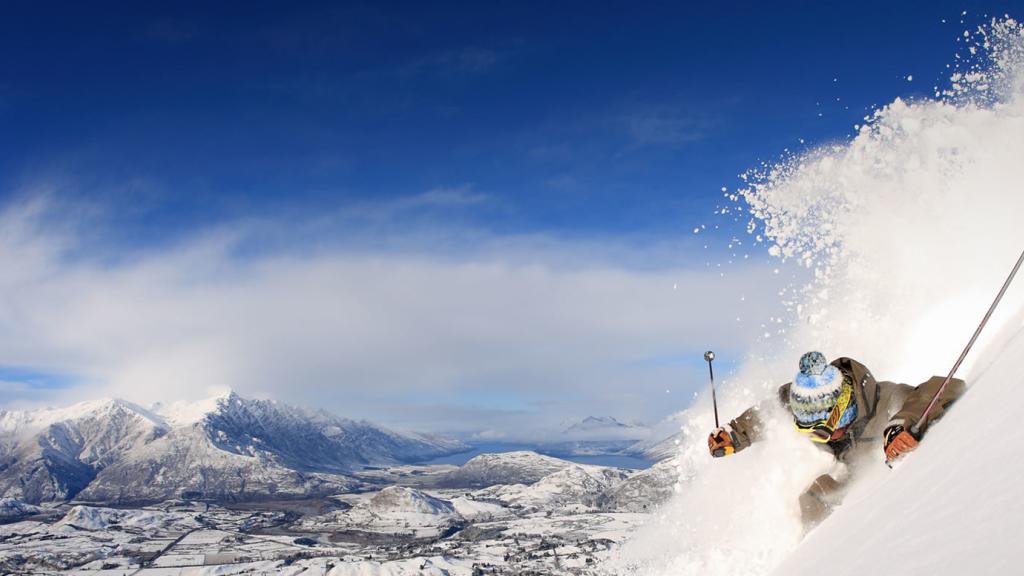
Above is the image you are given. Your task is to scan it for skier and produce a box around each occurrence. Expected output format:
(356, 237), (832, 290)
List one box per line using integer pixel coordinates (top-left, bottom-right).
(706, 351), (965, 525)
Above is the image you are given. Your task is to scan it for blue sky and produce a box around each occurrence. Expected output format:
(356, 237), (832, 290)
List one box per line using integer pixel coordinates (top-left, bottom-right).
(0, 1), (1018, 436)
(4, 1), (1014, 242)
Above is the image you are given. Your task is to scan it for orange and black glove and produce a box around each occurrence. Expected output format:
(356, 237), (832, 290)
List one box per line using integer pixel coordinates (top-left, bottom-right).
(883, 424), (920, 462)
(708, 427), (736, 458)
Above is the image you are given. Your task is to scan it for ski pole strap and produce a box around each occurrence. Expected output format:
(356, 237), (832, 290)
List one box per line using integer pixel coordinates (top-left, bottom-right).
(911, 247), (1024, 435)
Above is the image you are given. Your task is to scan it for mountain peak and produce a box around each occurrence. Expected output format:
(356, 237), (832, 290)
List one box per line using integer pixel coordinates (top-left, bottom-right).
(152, 392), (234, 427)
(564, 416), (642, 433)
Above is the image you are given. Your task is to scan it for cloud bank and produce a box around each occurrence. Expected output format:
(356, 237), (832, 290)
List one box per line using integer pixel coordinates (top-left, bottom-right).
(0, 195), (786, 437)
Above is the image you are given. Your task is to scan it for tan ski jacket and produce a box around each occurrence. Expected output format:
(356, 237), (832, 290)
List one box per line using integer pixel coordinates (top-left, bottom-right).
(727, 357), (965, 459)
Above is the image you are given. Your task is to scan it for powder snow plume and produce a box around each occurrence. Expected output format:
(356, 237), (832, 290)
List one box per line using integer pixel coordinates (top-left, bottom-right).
(607, 17), (1024, 576)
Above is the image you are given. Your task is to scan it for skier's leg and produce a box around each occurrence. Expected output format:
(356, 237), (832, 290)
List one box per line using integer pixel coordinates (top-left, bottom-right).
(798, 474), (844, 528)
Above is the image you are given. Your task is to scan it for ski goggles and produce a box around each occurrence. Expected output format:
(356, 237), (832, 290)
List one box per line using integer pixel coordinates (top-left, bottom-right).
(793, 378), (854, 443)
(794, 421), (847, 443)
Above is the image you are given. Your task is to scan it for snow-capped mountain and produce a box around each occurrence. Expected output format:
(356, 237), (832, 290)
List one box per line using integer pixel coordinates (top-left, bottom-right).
(0, 392), (468, 504)
(0, 399), (169, 503)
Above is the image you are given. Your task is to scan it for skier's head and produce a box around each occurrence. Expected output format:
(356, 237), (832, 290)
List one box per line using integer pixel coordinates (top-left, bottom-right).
(790, 351), (857, 442)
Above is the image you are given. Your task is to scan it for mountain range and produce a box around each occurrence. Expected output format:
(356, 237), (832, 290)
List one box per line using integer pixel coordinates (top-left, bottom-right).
(0, 392), (468, 505)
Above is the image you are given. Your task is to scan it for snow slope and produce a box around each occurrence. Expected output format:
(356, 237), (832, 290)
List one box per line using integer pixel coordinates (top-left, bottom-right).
(610, 17), (1024, 576)
(774, 316), (1024, 575)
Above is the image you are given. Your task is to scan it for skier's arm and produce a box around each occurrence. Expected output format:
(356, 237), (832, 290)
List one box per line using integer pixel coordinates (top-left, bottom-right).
(725, 405), (764, 453)
(709, 384), (789, 457)
(890, 375), (966, 433)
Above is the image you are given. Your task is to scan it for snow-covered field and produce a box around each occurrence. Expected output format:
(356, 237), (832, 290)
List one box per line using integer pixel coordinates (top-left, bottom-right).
(0, 453), (662, 575)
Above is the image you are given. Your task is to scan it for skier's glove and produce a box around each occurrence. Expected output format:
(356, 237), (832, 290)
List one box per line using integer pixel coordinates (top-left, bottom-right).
(883, 424), (919, 462)
(708, 427), (736, 458)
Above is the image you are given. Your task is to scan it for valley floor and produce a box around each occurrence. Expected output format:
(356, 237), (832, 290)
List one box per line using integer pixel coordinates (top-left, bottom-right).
(0, 462), (657, 576)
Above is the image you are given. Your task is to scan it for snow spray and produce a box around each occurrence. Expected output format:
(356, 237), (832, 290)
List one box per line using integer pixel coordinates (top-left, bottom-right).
(609, 17), (1024, 576)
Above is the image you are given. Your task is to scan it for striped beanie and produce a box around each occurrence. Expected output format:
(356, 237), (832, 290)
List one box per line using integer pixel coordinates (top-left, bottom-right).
(789, 351), (857, 427)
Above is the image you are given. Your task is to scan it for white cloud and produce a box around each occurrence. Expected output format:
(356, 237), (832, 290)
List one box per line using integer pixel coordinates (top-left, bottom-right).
(0, 196), (787, 437)
(321, 184), (493, 227)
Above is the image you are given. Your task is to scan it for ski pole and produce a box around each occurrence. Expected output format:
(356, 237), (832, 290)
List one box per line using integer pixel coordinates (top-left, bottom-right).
(705, 350), (719, 428)
(910, 247), (1024, 436)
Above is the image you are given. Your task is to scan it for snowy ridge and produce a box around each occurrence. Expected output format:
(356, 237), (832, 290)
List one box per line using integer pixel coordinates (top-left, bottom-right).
(0, 398), (166, 436)
(436, 451), (573, 488)
(474, 464), (632, 513)
(55, 504), (201, 532)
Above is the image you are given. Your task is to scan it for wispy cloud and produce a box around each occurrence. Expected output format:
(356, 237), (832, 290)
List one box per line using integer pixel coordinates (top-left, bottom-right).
(316, 184), (495, 230)
(391, 185), (490, 210)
